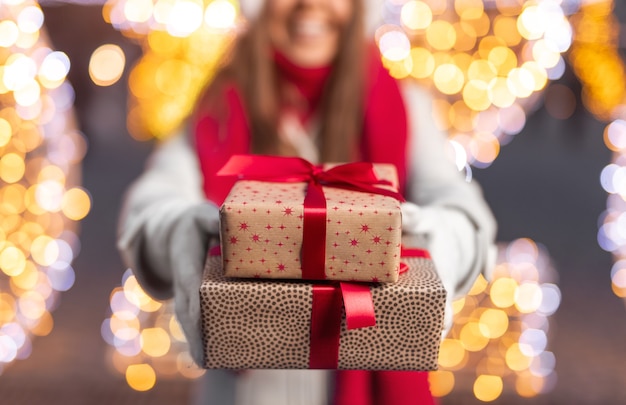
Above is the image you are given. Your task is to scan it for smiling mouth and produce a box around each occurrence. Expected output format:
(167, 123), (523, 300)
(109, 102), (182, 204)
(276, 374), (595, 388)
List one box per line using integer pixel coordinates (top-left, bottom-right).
(290, 19), (332, 41)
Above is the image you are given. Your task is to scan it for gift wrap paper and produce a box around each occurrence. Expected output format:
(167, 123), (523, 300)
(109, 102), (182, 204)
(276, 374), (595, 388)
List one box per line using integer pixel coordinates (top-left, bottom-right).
(200, 254), (446, 370)
(220, 173), (402, 283)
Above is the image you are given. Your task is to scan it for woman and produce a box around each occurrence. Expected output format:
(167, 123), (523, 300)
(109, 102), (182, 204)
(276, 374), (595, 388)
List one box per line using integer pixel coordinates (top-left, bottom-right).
(117, 0), (497, 404)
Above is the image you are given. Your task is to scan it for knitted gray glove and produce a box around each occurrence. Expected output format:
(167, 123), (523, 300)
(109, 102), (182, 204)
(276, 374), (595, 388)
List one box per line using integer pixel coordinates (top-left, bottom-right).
(169, 202), (220, 366)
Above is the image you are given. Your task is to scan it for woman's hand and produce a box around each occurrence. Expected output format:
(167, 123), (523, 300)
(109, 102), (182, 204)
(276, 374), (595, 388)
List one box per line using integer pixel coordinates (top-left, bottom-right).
(169, 202), (220, 366)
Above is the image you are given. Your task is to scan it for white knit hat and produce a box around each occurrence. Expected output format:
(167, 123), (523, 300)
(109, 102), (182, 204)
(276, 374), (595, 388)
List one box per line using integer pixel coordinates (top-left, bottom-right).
(238, 0), (386, 34)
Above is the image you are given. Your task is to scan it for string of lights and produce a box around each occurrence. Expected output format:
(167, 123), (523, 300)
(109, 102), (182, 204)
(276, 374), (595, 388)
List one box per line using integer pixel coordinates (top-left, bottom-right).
(570, 2), (626, 307)
(0, 0), (91, 375)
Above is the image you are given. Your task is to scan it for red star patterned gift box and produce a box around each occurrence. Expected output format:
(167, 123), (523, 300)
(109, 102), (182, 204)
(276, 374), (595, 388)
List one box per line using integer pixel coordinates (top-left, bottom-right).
(199, 249), (446, 370)
(217, 156), (404, 283)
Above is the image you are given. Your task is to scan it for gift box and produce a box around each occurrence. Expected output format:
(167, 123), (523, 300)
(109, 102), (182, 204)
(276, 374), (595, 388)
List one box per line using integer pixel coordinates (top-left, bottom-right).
(218, 156), (404, 283)
(199, 250), (446, 370)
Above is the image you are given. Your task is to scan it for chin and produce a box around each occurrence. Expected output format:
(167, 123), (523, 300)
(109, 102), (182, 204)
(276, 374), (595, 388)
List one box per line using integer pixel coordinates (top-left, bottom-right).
(288, 47), (336, 67)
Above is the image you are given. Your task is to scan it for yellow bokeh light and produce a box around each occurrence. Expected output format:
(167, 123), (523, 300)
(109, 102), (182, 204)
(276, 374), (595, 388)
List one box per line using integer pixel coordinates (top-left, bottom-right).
(467, 274), (488, 295)
(493, 15), (521, 46)
(516, 372), (540, 398)
(89, 44), (126, 87)
(0, 20), (19, 47)
(38, 51), (71, 89)
(31, 310), (54, 336)
(0, 153), (26, 184)
(521, 61), (548, 92)
(111, 312), (140, 340)
(460, 322), (489, 352)
(488, 46), (517, 76)
(454, 0), (484, 20)
(409, 47), (435, 79)
(401, 1), (433, 31)
(464, 11), (490, 37)
(507, 67), (535, 98)
(35, 180), (64, 212)
(438, 338), (466, 368)
(126, 364), (157, 391)
(429, 370), (455, 397)
(379, 30), (411, 62)
(38, 165), (66, 185)
(164, 0), (204, 38)
(463, 80), (491, 111)
(152, 0), (175, 25)
(476, 355), (507, 376)
(479, 308), (509, 338)
(453, 22), (477, 52)
(0, 117), (12, 147)
(0, 246), (26, 277)
(14, 80), (41, 107)
(0, 293), (16, 323)
(474, 374), (503, 402)
(123, 275), (163, 312)
(155, 59), (191, 96)
(467, 60), (497, 83)
(517, 4), (544, 40)
(434, 64), (465, 95)
(451, 296), (465, 314)
(147, 30), (180, 56)
(141, 327), (171, 357)
(384, 57), (413, 79)
(204, 0), (238, 30)
(452, 53), (473, 74)
(490, 277), (517, 308)
(30, 235), (58, 267)
(505, 343), (531, 371)
(16, 122), (42, 152)
(477, 36), (506, 60)
(2, 183), (26, 215)
(169, 316), (186, 342)
(470, 131), (500, 164)
(422, 0), (447, 15)
(426, 20), (456, 51)
(11, 260), (38, 290)
(532, 39), (561, 69)
(62, 187), (91, 221)
(488, 77), (516, 108)
(123, 0), (153, 23)
(515, 282), (542, 313)
(18, 290), (46, 320)
(449, 100), (476, 132)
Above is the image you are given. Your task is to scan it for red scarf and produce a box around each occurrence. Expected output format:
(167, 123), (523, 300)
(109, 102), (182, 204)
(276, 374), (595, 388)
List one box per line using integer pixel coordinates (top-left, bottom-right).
(194, 46), (434, 405)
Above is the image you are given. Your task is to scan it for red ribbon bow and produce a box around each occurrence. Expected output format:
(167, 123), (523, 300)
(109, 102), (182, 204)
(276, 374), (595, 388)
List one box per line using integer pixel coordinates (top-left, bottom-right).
(217, 155), (405, 280)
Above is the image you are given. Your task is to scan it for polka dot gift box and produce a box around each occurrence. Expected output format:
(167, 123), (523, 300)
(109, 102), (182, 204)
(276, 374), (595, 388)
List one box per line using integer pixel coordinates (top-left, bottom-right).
(199, 250), (446, 370)
(217, 155), (404, 283)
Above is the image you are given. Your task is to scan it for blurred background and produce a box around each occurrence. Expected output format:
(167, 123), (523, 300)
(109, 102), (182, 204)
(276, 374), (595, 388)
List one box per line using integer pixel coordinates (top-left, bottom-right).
(1, 0), (625, 403)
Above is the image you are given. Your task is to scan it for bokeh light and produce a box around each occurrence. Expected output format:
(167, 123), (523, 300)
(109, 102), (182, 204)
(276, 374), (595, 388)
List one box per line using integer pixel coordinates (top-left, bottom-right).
(102, 270), (205, 390)
(432, 239), (560, 401)
(89, 44), (126, 86)
(0, 0), (89, 374)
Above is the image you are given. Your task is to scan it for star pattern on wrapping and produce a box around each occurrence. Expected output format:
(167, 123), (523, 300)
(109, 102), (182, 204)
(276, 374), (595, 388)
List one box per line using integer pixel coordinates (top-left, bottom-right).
(221, 173), (402, 282)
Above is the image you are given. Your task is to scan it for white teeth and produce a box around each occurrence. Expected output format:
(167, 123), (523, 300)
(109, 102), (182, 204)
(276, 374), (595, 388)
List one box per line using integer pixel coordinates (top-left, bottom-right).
(293, 20), (327, 37)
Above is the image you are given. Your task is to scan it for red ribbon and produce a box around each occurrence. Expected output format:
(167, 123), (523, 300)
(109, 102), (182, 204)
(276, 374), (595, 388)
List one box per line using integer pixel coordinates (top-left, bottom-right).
(399, 246), (430, 274)
(217, 155), (405, 280)
(310, 282), (376, 369)
(309, 248), (432, 368)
